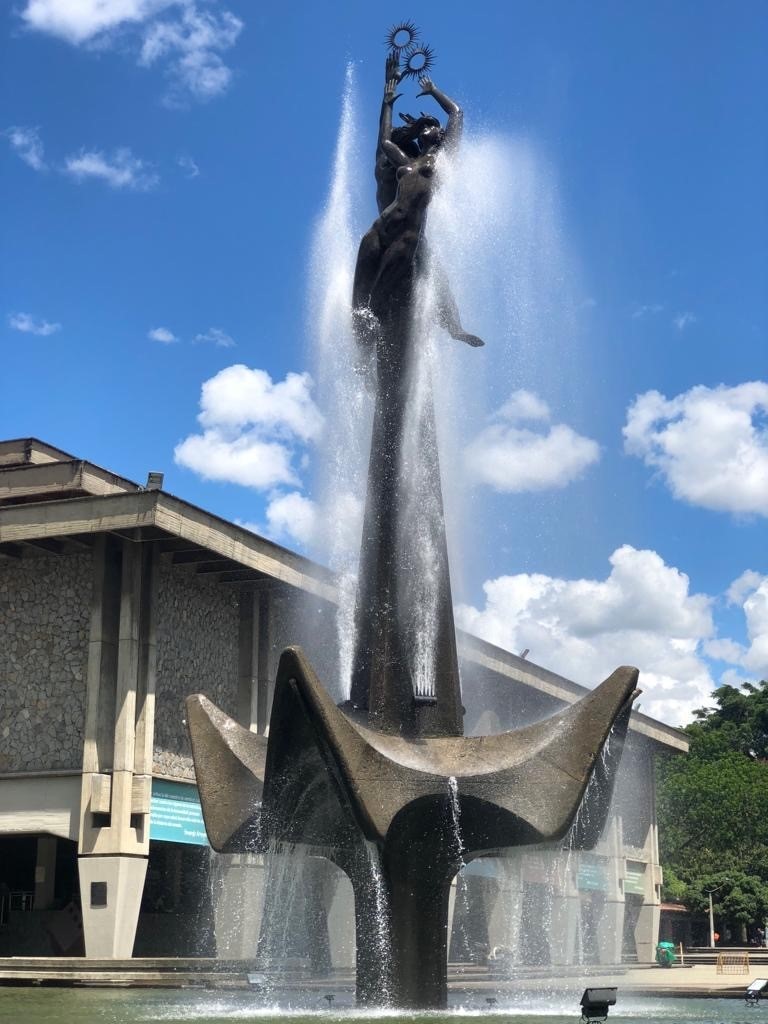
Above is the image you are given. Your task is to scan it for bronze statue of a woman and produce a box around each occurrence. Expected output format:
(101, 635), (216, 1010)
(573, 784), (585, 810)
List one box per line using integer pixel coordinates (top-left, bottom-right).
(349, 56), (483, 735)
(353, 57), (483, 355)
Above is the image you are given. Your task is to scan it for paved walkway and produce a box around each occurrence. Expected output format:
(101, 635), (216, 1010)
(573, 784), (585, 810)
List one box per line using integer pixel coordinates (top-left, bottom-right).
(0, 958), (762, 999)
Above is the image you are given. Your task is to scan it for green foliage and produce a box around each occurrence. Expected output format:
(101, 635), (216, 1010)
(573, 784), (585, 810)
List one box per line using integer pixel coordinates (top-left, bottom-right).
(657, 680), (768, 930)
(689, 679), (768, 760)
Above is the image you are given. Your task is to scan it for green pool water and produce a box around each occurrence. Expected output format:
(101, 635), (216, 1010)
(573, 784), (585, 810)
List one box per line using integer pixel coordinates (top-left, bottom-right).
(0, 989), (761, 1024)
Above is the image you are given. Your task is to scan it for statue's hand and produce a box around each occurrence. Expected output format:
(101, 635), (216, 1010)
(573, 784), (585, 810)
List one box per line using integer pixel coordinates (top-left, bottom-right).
(417, 76), (435, 97)
(385, 49), (402, 84)
(384, 77), (402, 106)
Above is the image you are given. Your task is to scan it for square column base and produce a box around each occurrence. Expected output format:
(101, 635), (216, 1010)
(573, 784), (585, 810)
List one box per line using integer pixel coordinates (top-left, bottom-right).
(78, 855), (147, 958)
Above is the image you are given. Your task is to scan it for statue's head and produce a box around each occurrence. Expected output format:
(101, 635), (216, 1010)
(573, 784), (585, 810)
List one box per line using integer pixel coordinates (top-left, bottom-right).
(396, 112), (443, 155)
(418, 118), (442, 150)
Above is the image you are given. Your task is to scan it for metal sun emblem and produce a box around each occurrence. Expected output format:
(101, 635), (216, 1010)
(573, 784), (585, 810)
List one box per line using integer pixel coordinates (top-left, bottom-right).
(385, 20), (420, 51)
(401, 42), (436, 79)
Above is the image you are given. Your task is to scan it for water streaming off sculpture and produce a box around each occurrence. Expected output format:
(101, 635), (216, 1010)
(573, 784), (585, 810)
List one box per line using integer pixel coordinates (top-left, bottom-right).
(187, 25), (639, 1010)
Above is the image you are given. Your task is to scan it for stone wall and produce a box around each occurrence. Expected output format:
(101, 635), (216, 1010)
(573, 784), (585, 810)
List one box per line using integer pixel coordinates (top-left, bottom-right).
(153, 562), (239, 779)
(0, 552), (91, 773)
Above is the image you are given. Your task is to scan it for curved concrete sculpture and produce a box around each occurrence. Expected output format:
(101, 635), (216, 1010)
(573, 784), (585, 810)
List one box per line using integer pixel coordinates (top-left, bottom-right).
(189, 649), (638, 1006)
(186, 694), (267, 853)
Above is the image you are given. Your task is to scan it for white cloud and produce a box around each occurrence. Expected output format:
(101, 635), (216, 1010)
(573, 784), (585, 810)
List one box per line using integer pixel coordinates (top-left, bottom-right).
(726, 572), (768, 677)
(4, 126), (46, 170)
(464, 389), (600, 492)
(177, 154), (199, 178)
(195, 365), (323, 441)
(174, 431), (300, 489)
(139, 5), (242, 103)
(265, 491), (318, 548)
(19, 1), (242, 104)
(148, 326), (177, 343)
(194, 327), (235, 348)
(727, 570), (765, 606)
(632, 303), (664, 319)
(63, 147), (158, 190)
(673, 311), (696, 331)
(20, 0), (170, 43)
(456, 545), (718, 725)
(175, 365), (323, 492)
(8, 312), (61, 336)
(624, 382), (768, 516)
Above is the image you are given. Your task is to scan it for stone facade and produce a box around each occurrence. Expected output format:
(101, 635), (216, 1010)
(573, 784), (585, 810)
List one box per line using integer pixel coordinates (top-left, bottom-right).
(0, 552), (91, 773)
(153, 561), (239, 779)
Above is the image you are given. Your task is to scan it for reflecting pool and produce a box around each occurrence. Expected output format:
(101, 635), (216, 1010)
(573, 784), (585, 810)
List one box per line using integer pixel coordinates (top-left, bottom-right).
(0, 989), (759, 1024)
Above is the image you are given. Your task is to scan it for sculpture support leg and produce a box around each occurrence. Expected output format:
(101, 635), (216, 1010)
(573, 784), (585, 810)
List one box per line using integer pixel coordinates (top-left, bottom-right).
(349, 845), (452, 1010)
(387, 870), (452, 1009)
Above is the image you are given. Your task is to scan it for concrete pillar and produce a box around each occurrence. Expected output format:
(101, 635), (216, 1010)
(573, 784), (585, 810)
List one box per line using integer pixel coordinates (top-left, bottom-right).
(78, 537), (158, 958)
(33, 835), (57, 911)
(78, 855), (148, 958)
(447, 876), (457, 956)
(597, 899), (625, 964)
(597, 815), (625, 964)
(549, 885), (581, 965)
(237, 592), (259, 730)
(211, 853), (266, 959)
(255, 588), (274, 734)
(326, 866), (355, 969)
(635, 899), (661, 963)
(486, 857), (522, 961)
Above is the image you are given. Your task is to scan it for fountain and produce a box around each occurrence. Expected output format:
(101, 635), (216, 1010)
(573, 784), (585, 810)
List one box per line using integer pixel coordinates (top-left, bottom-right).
(186, 24), (639, 1011)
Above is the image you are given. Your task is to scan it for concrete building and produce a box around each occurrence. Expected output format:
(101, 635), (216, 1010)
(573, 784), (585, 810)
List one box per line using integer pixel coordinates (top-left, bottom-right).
(0, 438), (687, 967)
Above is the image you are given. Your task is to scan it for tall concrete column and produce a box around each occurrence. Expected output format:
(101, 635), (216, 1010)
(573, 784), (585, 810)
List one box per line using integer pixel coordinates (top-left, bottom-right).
(211, 853), (266, 959)
(548, 856), (580, 965)
(635, 897), (661, 963)
(33, 835), (57, 911)
(255, 587), (275, 734)
(486, 857), (522, 960)
(78, 536), (157, 958)
(597, 814), (625, 964)
(325, 866), (355, 970)
(237, 592), (259, 731)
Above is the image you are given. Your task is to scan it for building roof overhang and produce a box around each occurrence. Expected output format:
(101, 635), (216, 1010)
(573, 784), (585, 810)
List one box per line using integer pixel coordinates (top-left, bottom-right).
(0, 442), (690, 754)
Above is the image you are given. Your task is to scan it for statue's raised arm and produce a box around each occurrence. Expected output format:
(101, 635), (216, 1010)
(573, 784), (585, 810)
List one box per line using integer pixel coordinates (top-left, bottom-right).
(417, 76), (463, 149)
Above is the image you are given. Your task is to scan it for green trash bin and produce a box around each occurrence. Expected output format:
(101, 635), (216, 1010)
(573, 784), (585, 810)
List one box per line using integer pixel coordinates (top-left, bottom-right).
(655, 941), (676, 967)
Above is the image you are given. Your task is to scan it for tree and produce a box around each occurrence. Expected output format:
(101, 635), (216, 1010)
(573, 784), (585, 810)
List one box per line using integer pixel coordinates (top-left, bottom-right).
(656, 681), (768, 939)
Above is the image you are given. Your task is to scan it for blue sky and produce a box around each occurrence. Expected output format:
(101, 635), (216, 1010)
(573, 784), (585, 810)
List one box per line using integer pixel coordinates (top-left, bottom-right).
(2, 0), (766, 725)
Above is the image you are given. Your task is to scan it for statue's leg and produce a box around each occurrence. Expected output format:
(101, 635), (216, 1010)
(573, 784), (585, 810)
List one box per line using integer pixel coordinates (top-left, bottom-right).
(353, 227), (383, 312)
(352, 228), (385, 383)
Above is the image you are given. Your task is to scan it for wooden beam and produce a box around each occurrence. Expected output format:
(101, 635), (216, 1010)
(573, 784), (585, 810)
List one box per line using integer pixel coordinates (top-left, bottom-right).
(21, 538), (66, 556)
(154, 494), (336, 601)
(171, 549), (223, 566)
(216, 570), (267, 584)
(194, 560), (242, 574)
(0, 491), (158, 544)
(66, 533), (96, 550)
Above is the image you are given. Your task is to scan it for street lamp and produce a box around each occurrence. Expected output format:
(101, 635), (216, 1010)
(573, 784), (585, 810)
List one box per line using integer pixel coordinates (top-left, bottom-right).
(704, 880), (729, 948)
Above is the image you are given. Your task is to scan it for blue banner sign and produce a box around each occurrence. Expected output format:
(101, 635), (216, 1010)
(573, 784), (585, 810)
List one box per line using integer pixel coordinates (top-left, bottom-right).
(150, 779), (208, 846)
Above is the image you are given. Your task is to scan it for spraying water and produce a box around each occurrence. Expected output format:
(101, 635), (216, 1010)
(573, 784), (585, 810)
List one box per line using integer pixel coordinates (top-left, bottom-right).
(308, 65), (371, 700)
(308, 70), (583, 700)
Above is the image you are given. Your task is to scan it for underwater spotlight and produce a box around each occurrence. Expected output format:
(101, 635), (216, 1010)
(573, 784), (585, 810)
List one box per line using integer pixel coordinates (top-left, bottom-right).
(386, 20), (419, 51)
(401, 42), (436, 79)
(746, 978), (768, 1005)
(580, 987), (617, 1022)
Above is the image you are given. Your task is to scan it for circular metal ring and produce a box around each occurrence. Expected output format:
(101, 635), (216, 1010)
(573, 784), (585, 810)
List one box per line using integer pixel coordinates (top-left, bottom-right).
(385, 21), (419, 51)
(401, 43), (436, 79)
